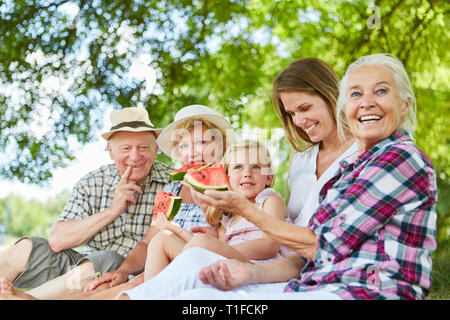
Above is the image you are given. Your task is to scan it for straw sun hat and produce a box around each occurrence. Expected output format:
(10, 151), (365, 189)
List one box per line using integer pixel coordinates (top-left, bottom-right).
(101, 107), (163, 140)
(156, 104), (234, 159)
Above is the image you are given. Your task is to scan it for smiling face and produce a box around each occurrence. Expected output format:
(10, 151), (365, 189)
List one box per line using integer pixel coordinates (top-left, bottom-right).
(175, 126), (221, 165)
(280, 91), (337, 144)
(345, 65), (410, 152)
(108, 131), (158, 185)
(226, 146), (273, 203)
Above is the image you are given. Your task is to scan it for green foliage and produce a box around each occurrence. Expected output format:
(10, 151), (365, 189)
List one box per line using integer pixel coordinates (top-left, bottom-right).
(0, 191), (68, 238)
(0, 0), (448, 249)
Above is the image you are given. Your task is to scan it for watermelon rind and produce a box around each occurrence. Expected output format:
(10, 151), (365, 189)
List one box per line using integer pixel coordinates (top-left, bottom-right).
(184, 166), (228, 193)
(151, 192), (182, 225)
(166, 196), (182, 220)
(169, 171), (187, 181)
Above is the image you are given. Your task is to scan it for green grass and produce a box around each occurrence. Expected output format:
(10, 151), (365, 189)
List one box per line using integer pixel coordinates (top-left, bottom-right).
(427, 249), (450, 300)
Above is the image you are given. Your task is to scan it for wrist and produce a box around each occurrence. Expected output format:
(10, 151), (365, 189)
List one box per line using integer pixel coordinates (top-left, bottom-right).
(241, 201), (260, 222)
(116, 265), (133, 277)
(105, 206), (121, 219)
(303, 229), (318, 260)
(248, 263), (262, 285)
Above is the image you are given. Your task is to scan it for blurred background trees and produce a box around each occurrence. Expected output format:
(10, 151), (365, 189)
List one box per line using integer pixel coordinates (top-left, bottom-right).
(0, 0), (449, 247)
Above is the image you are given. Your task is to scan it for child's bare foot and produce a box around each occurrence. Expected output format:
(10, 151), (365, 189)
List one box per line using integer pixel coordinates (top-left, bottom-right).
(0, 277), (36, 300)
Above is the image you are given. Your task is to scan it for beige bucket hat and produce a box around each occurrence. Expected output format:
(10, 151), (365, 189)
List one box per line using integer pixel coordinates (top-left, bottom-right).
(156, 104), (234, 159)
(101, 107), (163, 140)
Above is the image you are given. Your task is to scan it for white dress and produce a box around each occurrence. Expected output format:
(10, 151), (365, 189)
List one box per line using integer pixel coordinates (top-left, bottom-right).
(287, 142), (358, 227)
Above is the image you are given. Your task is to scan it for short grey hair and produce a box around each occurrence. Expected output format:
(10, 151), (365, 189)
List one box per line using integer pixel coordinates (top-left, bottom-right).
(336, 53), (417, 141)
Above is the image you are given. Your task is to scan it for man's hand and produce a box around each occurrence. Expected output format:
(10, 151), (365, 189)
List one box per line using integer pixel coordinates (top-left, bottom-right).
(85, 269), (129, 292)
(198, 259), (255, 291)
(109, 166), (143, 218)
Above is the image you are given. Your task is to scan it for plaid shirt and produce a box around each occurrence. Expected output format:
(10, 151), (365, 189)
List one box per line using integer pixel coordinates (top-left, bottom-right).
(58, 161), (172, 257)
(285, 130), (437, 300)
(165, 181), (210, 230)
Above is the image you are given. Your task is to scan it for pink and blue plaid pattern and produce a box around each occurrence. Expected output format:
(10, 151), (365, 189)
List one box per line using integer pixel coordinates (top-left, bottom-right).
(285, 130), (437, 299)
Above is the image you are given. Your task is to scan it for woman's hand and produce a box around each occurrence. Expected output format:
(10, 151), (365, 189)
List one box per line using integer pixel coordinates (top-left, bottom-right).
(184, 182), (251, 216)
(198, 259), (256, 291)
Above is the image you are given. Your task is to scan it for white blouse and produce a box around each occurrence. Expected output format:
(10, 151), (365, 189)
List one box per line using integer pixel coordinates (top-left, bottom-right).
(287, 142), (358, 227)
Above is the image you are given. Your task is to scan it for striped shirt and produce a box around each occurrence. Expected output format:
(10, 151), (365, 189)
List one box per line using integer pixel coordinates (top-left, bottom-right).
(58, 161), (172, 257)
(285, 130), (437, 299)
(165, 181), (210, 231)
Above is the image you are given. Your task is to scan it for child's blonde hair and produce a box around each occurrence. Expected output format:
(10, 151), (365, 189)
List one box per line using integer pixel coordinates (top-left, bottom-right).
(205, 140), (274, 230)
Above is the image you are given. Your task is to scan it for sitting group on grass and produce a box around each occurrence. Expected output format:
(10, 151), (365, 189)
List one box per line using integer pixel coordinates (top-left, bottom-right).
(0, 53), (437, 300)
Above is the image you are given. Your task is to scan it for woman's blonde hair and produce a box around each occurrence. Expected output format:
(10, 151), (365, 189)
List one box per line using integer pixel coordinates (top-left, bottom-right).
(172, 118), (228, 160)
(205, 140), (273, 230)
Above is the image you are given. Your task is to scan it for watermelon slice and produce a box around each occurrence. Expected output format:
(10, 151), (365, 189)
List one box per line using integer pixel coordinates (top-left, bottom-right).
(184, 163), (229, 193)
(169, 162), (210, 181)
(151, 190), (182, 225)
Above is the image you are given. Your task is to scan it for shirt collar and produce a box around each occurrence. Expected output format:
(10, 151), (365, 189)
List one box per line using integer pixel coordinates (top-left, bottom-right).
(339, 129), (412, 169)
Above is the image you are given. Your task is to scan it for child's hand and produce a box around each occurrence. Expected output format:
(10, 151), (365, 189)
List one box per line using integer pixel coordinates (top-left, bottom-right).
(155, 213), (170, 231)
(190, 226), (219, 239)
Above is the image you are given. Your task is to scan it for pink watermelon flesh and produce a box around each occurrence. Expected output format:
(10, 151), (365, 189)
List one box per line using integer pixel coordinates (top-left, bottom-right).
(169, 162), (208, 180)
(151, 190), (182, 225)
(184, 163), (228, 193)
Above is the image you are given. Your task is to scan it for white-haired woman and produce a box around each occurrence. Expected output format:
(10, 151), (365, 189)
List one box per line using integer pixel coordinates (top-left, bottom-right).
(118, 54), (437, 300)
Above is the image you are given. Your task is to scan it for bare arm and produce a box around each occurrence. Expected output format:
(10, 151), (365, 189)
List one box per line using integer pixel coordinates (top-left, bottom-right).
(190, 188), (317, 260)
(250, 254), (305, 283)
(231, 195), (286, 260)
(49, 166), (142, 252)
(154, 213), (194, 243)
(86, 225), (160, 291)
(245, 204), (317, 260)
(48, 209), (120, 252)
(115, 225), (160, 276)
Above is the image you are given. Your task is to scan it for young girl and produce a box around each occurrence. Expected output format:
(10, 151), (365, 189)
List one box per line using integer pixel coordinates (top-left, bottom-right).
(143, 140), (287, 281)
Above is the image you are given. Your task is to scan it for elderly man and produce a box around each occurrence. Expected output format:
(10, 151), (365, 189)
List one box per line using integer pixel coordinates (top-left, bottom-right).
(0, 107), (172, 299)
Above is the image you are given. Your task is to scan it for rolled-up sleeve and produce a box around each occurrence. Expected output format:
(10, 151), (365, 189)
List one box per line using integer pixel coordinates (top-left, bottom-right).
(57, 179), (93, 221)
